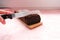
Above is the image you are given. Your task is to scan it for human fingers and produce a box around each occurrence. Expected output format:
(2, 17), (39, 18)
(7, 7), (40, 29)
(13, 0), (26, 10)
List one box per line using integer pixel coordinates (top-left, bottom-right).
(0, 16), (6, 24)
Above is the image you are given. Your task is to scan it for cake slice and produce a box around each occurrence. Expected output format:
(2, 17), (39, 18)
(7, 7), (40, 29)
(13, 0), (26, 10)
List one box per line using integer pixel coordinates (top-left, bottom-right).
(18, 14), (42, 29)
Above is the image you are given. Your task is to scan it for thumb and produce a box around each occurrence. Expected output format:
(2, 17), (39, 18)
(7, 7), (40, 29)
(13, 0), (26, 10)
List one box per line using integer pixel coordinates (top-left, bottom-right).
(0, 16), (6, 24)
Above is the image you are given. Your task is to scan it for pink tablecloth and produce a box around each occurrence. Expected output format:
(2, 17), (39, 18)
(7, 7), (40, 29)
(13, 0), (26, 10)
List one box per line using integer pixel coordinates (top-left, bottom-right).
(0, 11), (60, 40)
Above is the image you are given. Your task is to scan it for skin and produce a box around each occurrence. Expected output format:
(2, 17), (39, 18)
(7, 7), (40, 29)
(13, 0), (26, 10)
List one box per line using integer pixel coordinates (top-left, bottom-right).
(0, 9), (14, 24)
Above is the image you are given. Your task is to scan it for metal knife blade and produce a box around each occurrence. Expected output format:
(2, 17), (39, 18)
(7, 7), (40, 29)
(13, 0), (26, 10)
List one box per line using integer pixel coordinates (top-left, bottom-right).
(13, 11), (30, 18)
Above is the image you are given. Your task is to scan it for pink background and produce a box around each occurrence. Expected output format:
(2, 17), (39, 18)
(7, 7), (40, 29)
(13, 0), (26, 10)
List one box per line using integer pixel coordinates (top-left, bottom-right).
(0, 0), (60, 9)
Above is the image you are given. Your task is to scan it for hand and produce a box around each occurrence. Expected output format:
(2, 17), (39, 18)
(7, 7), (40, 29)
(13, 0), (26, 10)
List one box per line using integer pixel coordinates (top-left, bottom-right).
(0, 9), (14, 24)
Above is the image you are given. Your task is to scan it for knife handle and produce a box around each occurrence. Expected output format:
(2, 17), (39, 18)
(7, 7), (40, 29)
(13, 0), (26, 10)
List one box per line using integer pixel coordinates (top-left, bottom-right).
(1, 14), (13, 19)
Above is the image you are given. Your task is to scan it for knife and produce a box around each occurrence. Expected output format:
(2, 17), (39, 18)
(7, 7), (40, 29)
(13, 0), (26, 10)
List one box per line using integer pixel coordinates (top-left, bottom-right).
(1, 11), (31, 19)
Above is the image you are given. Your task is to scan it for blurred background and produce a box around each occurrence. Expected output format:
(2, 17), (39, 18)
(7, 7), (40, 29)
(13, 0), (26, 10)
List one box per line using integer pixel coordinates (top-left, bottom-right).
(0, 0), (60, 9)
(0, 0), (60, 40)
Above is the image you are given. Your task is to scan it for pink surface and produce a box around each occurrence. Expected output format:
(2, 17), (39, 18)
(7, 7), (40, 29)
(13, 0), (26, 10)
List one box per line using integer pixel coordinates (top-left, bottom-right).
(41, 9), (60, 14)
(0, 10), (60, 40)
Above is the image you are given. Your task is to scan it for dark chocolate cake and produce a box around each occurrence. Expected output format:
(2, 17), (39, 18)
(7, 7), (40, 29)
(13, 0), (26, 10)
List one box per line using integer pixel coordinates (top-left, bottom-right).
(19, 14), (41, 25)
